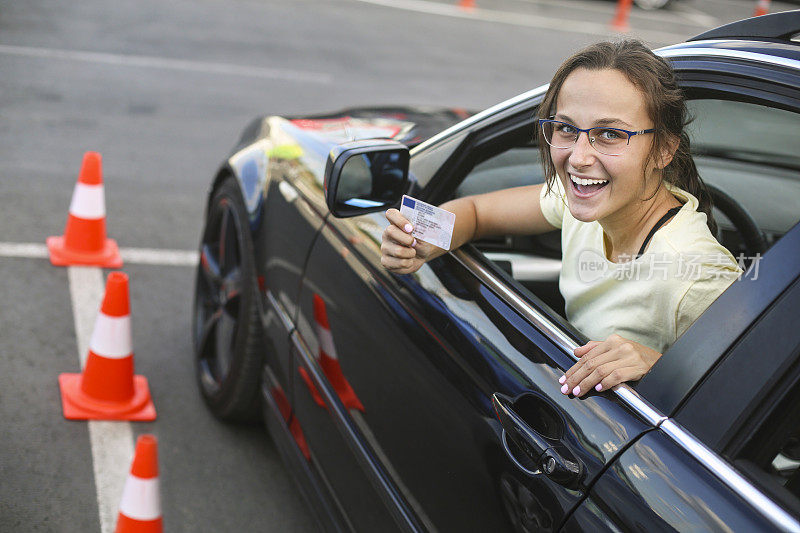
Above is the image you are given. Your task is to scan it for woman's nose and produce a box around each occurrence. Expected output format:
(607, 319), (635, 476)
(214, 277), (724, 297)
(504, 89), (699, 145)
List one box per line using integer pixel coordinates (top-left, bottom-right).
(568, 131), (596, 167)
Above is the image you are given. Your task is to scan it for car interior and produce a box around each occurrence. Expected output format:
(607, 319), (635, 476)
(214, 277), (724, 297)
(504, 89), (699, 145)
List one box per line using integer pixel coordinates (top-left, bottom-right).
(449, 96), (800, 322)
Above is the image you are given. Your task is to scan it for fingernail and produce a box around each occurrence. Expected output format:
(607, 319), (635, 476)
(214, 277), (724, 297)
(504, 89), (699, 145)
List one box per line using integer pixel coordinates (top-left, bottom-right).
(412, 238), (417, 247)
(558, 375), (566, 384)
(595, 383), (603, 392)
(560, 384), (568, 394)
(404, 224), (413, 233)
(572, 386), (581, 396)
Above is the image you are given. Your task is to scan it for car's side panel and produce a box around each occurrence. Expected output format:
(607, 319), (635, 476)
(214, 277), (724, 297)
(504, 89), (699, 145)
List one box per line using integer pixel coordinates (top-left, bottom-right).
(292, 209), (653, 531)
(562, 429), (779, 532)
(290, 324), (404, 531)
(260, 366), (349, 533)
(229, 118), (333, 393)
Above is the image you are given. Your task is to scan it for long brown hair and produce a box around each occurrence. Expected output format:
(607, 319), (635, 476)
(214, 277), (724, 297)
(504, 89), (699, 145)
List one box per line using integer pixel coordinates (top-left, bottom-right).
(537, 40), (717, 235)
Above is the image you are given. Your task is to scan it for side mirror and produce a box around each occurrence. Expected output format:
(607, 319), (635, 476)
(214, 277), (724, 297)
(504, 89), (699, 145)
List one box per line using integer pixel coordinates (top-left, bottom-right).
(324, 139), (410, 218)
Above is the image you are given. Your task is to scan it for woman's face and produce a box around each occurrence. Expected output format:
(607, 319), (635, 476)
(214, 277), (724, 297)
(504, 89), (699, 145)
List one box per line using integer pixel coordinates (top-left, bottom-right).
(550, 67), (660, 226)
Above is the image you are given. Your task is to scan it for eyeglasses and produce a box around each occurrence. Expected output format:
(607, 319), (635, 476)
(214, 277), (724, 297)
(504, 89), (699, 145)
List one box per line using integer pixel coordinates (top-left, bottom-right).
(538, 119), (654, 156)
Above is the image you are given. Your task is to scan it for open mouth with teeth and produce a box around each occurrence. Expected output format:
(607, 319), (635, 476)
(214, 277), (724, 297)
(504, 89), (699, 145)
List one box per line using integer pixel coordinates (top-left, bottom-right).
(569, 174), (609, 196)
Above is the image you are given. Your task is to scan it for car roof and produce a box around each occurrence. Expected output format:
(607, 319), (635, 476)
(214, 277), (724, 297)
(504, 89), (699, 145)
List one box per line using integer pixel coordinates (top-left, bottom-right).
(688, 9), (800, 43)
(652, 11), (800, 69)
(661, 38), (800, 64)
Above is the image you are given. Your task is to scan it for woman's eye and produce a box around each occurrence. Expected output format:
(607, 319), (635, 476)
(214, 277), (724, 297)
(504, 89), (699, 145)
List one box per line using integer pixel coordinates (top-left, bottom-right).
(596, 128), (623, 141)
(557, 123), (577, 134)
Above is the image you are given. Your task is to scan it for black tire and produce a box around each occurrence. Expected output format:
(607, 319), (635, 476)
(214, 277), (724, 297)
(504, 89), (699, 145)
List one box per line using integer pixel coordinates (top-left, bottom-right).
(192, 177), (264, 423)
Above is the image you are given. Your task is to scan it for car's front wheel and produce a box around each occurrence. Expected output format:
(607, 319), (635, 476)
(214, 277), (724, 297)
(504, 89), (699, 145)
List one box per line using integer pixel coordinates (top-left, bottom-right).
(192, 177), (264, 422)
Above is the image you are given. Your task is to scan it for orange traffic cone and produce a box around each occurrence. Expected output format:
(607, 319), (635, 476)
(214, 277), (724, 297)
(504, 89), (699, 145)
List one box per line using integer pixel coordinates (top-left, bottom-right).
(58, 272), (156, 421)
(115, 434), (162, 533)
(47, 152), (123, 268)
(610, 0), (633, 32)
(313, 294), (364, 412)
(753, 0), (770, 16)
(458, 0), (475, 11)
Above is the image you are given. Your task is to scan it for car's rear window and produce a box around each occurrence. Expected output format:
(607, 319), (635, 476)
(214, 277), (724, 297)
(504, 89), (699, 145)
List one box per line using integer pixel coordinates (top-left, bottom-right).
(688, 99), (800, 170)
(687, 99), (800, 239)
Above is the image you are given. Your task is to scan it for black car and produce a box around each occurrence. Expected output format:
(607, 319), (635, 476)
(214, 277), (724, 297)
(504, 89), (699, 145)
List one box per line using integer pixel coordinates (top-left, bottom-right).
(192, 12), (800, 532)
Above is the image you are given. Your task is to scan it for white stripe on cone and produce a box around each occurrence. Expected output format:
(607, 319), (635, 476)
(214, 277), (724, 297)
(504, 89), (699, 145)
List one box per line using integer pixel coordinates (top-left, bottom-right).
(68, 183), (106, 219)
(316, 325), (337, 360)
(89, 314), (132, 358)
(118, 475), (161, 521)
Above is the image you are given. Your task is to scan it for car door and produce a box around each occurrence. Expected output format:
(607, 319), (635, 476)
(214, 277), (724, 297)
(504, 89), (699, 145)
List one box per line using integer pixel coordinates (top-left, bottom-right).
(564, 223), (800, 531)
(291, 102), (662, 531)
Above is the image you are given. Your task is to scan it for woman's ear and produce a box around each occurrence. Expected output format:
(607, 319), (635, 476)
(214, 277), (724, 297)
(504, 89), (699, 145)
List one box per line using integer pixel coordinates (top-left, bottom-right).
(656, 135), (680, 169)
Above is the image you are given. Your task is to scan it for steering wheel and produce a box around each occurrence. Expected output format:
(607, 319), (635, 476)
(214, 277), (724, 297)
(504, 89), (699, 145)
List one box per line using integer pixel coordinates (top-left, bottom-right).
(705, 183), (767, 268)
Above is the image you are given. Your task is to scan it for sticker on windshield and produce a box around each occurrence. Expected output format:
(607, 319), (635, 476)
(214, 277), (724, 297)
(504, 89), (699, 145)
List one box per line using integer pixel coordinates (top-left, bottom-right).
(400, 195), (455, 250)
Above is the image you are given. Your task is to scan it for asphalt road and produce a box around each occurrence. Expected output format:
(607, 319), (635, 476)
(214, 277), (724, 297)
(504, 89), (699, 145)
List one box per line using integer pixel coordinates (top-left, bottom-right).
(1, 0), (797, 531)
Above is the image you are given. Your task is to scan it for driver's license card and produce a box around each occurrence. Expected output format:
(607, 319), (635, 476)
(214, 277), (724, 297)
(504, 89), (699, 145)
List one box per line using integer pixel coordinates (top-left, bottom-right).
(399, 195), (455, 250)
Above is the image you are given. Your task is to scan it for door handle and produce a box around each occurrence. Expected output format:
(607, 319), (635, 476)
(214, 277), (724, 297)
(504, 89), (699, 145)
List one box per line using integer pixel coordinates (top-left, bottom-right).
(492, 393), (582, 488)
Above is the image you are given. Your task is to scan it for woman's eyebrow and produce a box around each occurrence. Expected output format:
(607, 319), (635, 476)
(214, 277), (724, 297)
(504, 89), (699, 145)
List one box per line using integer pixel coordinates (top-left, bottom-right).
(595, 117), (634, 128)
(553, 114), (635, 129)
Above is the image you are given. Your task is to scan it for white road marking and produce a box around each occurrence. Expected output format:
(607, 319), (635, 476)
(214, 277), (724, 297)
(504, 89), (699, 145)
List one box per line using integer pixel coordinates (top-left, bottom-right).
(6, 240), (190, 533)
(352, 0), (689, 44)
(120, 247), (198, 267)
(0, 242), (198, 266)
(0, 43), (332, 84)
(69, 266), (135, 533)
(671, 3), (720, 27)
(0, 242), (49, 259)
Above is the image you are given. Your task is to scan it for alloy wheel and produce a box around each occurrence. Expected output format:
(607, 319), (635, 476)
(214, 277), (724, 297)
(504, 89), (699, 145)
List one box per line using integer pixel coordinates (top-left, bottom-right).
(194, 198), (245, 396)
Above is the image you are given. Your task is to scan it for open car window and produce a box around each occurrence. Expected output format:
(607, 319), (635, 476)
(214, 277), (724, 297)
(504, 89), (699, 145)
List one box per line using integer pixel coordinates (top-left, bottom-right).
(449, 96), (800, 334)
(453, 144), (567, 318)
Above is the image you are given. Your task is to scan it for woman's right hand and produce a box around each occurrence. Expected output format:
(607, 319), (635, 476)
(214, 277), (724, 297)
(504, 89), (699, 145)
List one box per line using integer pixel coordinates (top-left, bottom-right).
(381, 208), (438, 275)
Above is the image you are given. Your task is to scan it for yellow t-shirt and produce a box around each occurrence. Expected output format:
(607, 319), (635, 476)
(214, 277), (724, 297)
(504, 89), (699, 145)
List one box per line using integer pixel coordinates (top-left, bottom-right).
(539, 179), (742, 353)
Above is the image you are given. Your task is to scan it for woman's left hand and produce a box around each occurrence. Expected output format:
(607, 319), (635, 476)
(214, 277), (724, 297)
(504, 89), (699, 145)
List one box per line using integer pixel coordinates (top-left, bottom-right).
(558, 334), (662, 397)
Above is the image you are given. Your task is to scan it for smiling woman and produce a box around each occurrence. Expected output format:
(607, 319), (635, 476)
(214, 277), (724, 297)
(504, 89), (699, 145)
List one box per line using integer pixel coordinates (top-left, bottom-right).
(381, 39), (741, 396)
